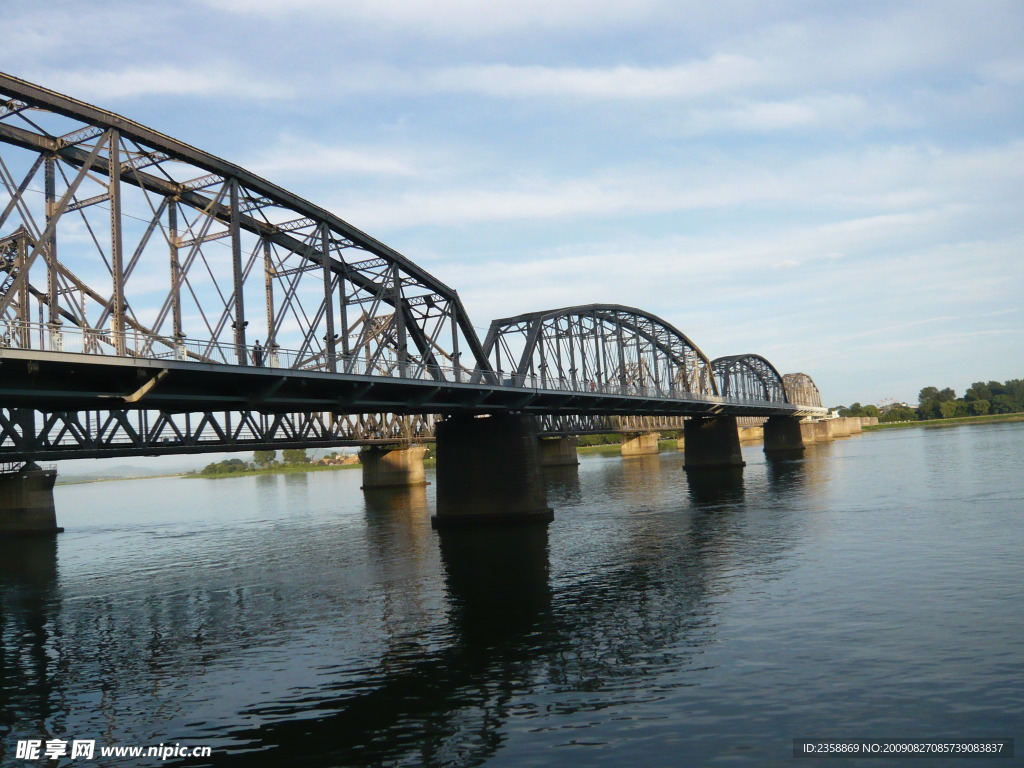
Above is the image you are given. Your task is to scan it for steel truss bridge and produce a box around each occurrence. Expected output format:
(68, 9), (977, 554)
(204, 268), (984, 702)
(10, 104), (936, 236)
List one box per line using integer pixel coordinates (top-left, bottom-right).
(0, 73), (824, 462)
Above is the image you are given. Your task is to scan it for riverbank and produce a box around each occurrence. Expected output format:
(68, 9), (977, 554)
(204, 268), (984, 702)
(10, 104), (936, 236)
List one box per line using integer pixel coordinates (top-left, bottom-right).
(184, 462), (363, 480)
(56, 472), (183, 486)
(187, 456), (439, 480)
(577, 439), (680, 455)
(864, 412), (1024, 431)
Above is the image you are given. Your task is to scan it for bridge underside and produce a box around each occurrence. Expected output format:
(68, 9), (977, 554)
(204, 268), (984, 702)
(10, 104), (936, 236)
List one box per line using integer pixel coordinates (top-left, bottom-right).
(0, 349), (817, 418)
(0, 353), (814, 463)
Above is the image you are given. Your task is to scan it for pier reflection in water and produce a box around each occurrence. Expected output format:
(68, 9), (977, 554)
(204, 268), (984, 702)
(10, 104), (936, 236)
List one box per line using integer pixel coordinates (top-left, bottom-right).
(2, 425), (1022, 767)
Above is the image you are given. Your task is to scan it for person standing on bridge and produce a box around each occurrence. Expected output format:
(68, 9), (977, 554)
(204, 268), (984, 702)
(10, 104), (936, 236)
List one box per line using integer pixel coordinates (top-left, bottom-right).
(252, 340), (264, 367)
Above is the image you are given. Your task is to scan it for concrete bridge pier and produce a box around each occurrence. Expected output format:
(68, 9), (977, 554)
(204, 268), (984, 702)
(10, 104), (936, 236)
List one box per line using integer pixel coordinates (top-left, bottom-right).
(800, 421), (819, 445)
(831, 418), (852, 438)
(432, 414), (553, 528)
(538, 436), (579, 467)
(763, 416), (806, 461)
(621, 432), (660, 457)
(683, 416), (745, 469)
(738, 426), (764, 443)
(360, 446), (428, 489)
(0, 463), (63, 535)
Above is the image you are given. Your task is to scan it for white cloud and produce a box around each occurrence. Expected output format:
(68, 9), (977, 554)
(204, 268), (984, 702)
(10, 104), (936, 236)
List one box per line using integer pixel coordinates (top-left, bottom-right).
(425, 57), (769, 99)
(326, 139), (1024, 231)
(247, 136), (425, 179)
(199, 0), (665, 36)
(683, 94), (872, 134)
(32, 65), (290, 102)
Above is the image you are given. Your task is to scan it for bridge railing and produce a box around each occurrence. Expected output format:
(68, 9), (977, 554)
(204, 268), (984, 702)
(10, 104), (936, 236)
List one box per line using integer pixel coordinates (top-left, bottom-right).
(0, 321), (808, 409)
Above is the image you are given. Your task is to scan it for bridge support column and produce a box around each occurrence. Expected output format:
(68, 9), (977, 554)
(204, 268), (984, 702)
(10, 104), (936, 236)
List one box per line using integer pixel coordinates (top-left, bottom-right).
(813, 420), (834, 441)
(538, 436), (579, 467)
(360, 446), (428, 489)
(800, 421), (819, 445)
(0, 463), (63, 535)
(738, 426), (764, 442)
(763, 416), (806, 460)
(831, 418), (851, 438)
(620, 432), (660, 457)
(432, 414), (553, 528)
(683, 416), (745, 469)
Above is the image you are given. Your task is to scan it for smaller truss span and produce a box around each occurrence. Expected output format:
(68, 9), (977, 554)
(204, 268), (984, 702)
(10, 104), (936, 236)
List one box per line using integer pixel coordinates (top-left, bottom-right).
(782, 372), (823, 409)
(711, 354), (788, 404)
(481, 304), (717, 397)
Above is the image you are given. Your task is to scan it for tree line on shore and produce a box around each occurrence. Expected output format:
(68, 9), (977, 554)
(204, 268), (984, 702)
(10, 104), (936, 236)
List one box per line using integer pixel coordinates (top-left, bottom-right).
(835, 378), (1024, 423)
(198, 449), (309, 475)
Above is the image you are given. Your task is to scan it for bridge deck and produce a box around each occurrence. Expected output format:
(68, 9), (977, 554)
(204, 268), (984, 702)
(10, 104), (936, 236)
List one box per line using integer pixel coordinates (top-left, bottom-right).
(0, 348), (820, 418)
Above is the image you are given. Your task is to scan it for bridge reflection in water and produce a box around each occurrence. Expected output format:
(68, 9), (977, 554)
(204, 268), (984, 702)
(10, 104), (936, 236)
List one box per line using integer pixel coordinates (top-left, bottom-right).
(0, 448), (823, 766)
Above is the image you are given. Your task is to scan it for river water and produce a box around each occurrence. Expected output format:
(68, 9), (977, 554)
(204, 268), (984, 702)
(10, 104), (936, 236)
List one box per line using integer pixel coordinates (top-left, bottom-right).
(1, 425), (1022, 767)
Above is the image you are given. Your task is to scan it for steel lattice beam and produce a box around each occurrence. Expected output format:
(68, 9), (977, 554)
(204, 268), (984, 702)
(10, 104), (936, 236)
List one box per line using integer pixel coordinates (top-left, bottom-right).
(0, 408), (438, 461)
(711, 354), (788, 403)
(0, 72), (490, 383)
(482, 304), (717, 396)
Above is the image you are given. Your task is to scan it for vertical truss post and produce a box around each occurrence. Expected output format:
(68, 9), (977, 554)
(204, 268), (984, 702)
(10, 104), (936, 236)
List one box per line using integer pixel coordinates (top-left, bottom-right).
(567, 317), (577, 386)
(539, 325), (548, 387)
(108, 130), (126, 355)
(320, 223), (336, 372)
(451, 306), (461, 383)
(338, 259), (350, 370)
(393, 265), (407, 377)
(229, 179), (246, 363)
(262, 239), (276, 354)
(616, 321), (626, 388)
(557, 323), (565, 385)
(15, 234), (29, 344)
(168, 199), (183, 350)
(44, 155), (59, 332)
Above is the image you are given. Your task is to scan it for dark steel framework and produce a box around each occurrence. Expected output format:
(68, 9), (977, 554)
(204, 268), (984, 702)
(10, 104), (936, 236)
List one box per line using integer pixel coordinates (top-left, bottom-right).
(0, 408), (437, 461)
(782, 372), (823, 409)
(0, 73), (488, 382)
(483, 304), (716, 397)
(0, 74), (827, 462)
(711, 354), (788, 404)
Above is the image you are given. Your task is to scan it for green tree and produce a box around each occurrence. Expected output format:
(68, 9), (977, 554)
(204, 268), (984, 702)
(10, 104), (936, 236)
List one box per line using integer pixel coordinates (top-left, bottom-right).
(1005, 379), (1024, 411)
(964, 382), (991, 402)
(253, 450), (276, 467)
(282, 448), (308, 464)
(862, 404), (880, 418)
(971, 399), (990, 415)
(991, 394), (1015, 414)
(918, 387), (939, 419)
(939, 401), (959, 419)
(880, 405), (917, 423)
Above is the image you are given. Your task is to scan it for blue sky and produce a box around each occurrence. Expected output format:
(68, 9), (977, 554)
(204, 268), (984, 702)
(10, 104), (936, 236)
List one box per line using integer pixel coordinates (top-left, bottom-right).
(2, 0), (1022, 412)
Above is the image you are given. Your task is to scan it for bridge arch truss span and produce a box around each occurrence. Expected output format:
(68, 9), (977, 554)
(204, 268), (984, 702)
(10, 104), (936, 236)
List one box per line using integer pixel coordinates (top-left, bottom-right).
(0, 73), (490, 383)
(711, 354), (788, 404)
(482, 304), (717, 397)
(782, 372), (823, 409)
